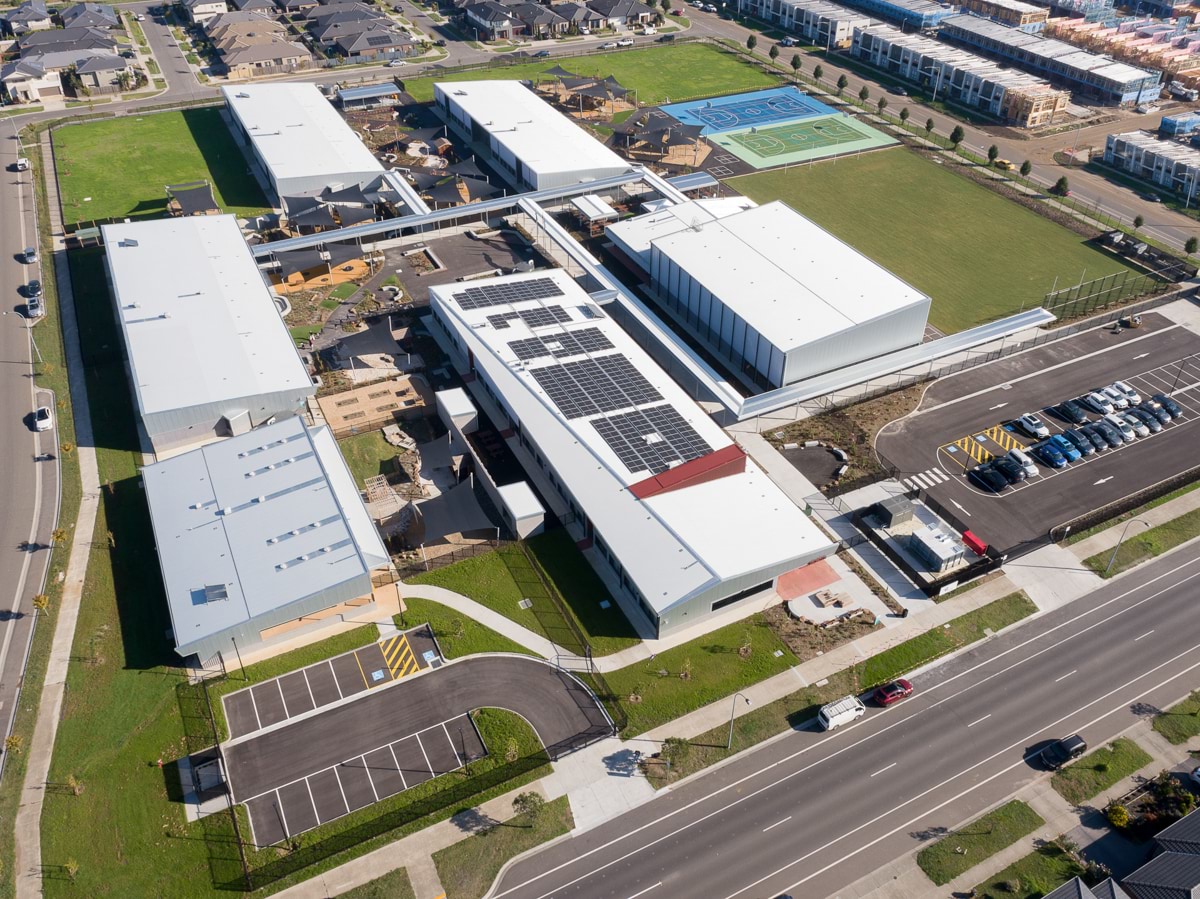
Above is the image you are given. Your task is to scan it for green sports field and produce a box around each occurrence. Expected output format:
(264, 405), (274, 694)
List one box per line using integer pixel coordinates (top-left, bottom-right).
(403, 43), (780, 106)
(733, 151), (1136, 333)
(713, 113), (896, 168)
(53, 107), (271, 226)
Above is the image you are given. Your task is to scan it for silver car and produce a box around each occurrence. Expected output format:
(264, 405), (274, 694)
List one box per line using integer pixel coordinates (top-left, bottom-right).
(1120, 411), (1149, 437)
(1100, 385), (1129, 410)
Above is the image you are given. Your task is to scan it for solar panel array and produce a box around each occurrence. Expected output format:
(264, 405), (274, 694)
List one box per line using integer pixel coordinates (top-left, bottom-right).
(485, 306), (572, 330)
(530, 355), (661, 419)
(592, 405), (712, 475)
(508, 327), (614, 362)
(457, 277), (564, 311)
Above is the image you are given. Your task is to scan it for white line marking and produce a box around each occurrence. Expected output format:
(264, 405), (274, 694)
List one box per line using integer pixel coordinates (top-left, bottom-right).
(1055, 670), (1077, 683)
(274, 789), (290, 838)
(275, 678), (290, 719)
(625, 883), (662, 899)
(869, 763), (897, 778)
(950, 499), (972, 517)
(332, 765), (351, 813)
(988, 403), (1008, 410)
(1136, 630), (1155, 641)
(329, 660), (344, 700)
(248, 687), (263, 731)
(301, 667), (317, 708)
(417, 731), (436, 777)
(443, 721), (464, 766)
(966, 714), (991, 728)
(303, 776), (319, 821)
(363, 755), (381, 802)
(1134, 353), (1149, 360)
(763, 816), (792, 832)
(1094, 476), (1115, 485)
(390, 742), (407, 790)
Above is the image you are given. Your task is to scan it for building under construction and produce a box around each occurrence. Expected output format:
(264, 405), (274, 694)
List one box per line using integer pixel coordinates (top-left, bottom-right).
(1104, 130), (1200, 198)
(1046, 15), (1200, 83)
(852, 24), (1071, 127)
(959, 0), (1049, 32)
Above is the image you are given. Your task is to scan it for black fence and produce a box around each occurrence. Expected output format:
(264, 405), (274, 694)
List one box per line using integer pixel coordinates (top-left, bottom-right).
(1050, 462), (1200, 543)
(1042, 269), (1172, 323)
(390, 538), (509, 581)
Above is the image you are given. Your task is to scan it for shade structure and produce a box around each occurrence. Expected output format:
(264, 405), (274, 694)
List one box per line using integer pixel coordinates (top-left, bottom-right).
(168, 183), (219, 216)
(275, 247), (329, 277)
(447, 157), (488, 181)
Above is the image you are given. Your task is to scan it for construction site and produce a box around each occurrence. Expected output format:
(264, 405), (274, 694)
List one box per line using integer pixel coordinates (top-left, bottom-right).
(1046, 14), (1200, 86)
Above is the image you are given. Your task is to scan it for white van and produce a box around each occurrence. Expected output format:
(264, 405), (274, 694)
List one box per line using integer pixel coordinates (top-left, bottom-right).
(818, 695), (866, 731)
(1005, 448), (1037, 478)
(642, 24), (656, 34)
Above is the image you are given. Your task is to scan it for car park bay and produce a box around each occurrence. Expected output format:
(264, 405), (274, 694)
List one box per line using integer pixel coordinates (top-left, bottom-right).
(877, 317), (1200, 552)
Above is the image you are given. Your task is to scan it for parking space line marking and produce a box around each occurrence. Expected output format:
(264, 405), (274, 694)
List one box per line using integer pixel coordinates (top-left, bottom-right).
(247, 687), (263, 732)
(417, 732), (436, 777)
(363, 755), (381, 802)
(966, 714), (991, 728)
(870, 763), (897, 778)
(1136, 630), (1155, 641)
(304, 776), (320, 821)
(328, 660), (344, 700)
(388, 743), (407, 790)
(442, 722), (466, 767)
(625, 883), (662, 899)
(332, 764), (351, 812)
(276, 678), (290, 720)
(274, 789), (291, 839)
(762, 816), (792, 832)
(1055, 670), (1077, 683)
(301, 667), (317, 708)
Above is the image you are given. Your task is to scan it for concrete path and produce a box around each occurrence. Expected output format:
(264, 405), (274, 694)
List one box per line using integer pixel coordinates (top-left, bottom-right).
(401, 582), (562, 659)
(13, 133), (103, 899)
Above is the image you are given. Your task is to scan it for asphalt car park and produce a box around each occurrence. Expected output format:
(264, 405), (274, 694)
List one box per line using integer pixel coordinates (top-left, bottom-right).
(223, 625), (440, 740)
(877, 318), (1200, 551)
(223, 655), (612, 846)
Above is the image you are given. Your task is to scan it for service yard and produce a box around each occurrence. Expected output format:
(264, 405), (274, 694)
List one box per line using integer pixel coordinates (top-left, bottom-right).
(876, 314), (1200, 552)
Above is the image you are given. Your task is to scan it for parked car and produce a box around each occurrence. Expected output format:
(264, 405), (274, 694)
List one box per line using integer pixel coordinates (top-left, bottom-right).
(25, 279), (41, 298)
(1100, 385), (1129, 409)
(1103, 412), (1137, 442)
(656, 33), (676, 41)
(992, 455), (1027, 483)
(1139, 399), (1172, 425)
(1128, 407), (1162, 433)
(533, 49), (551, 57)
(1111, 380), (1142, 406)
(969, 463), (1009, 493)
(1006, 448), (1038, 478)
(887, 85), (908, 95)
(1091, 420), (1125, 448)
(13, 157), (30, 172)
(778, 36), (796, 46)
(23, 246), (36, 264)
(1040, 734), (1087, 769)
(1120, 410), (1150, 437)
(818, 695), (866, 731)
(1056, 399), (1089, 425)
(1016, 412), (1049, 439)
(26, 296), (43, 319)
(616, 37), (635, 46)
(670, 6), (683, 12)
(434, 38), (447, 45)
(386, 59), (406, 67)
(33, 405), (52, 431)
(641, 24), (656, 33)
(873, 679), (913, 706)
(1047, 434), (1081, 463)
(1032, 441), (1067, 468)
(703, 2), (718, 9)
(600, 40), (619, 48)
(1061, 429), (1095, 457)
(1153, 393), (1183, 419)
(1081, 391), (1114, 415)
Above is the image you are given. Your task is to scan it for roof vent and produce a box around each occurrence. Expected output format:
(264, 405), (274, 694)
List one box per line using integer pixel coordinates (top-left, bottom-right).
(254, 496), (265, 503)
(290, 529), (300, 536)
(268, 536), (279, 544)
(220, 507), (232, 515)
(321, 546), (332, 554)
(277, 562), (288, 570)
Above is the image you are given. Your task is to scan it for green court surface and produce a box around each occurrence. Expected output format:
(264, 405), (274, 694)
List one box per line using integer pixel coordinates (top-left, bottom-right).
(711, 113), (896, 168)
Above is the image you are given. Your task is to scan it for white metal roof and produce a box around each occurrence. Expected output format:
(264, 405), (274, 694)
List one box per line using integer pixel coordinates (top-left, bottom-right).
(430, 269), (831, 615)
(651, 202), (929, 354)
(222, 83), (383, 190)
(570, 193), (618, 222)
(1109, 130), (1200, 168)
(142, 417), (389, 654)
(434, 80), (630, 183)
(606, 196), (758, 266)
(102, 215), (313, 418)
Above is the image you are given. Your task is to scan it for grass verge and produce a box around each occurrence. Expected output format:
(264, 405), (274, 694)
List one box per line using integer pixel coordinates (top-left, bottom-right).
(971, 841), (1085, 899)
(396, 596), (537, 659)
(1064, 480), (1200, 545)
(338, 868), (416, 899)
(432, 796), (573, 899)
(916, 801), (1044, 886)
(1084, 506), (1200, 577)
(1052, 738), (1152, 805)
(731, 150), (1134, 334)
(1153, 690), (1200, 744)
(338, 430), (402, 489)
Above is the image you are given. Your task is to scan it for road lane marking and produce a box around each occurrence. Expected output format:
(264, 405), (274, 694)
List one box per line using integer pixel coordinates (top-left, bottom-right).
(966, 714), (990, 728)
(1134, 353), (1149, 360)
(625, 883), (662, 899)
(869, 764), (896, 778)
(1094, 476), (1114, 485)
(1055, 670), (1077, 683)
(950, 499), (972, 517)
(989, 403), (1008, 410)
(763, 816), (792, 832)
(1136, 630), (1155, 641)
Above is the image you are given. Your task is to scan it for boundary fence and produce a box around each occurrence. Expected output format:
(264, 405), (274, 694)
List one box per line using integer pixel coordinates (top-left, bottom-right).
(1050, 462), (1200, 543)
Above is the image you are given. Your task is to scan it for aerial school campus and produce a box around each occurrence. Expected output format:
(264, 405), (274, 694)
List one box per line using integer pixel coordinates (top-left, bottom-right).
(7, 0), (1200, 897)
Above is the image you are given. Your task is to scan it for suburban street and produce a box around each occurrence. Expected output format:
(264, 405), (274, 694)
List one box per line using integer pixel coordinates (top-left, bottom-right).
(494, 544), (1200, 899)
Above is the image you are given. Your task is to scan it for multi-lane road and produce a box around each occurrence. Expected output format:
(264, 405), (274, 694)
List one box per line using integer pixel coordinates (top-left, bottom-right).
(494, 543), (1200, 899)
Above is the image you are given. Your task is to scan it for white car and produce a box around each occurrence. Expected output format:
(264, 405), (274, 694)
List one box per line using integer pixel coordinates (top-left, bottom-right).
(1082, 391), (1114, 415)
(1016, 412), (1049, 439)
(1103, 412), (1136, 443)
(616, 37), (635, 46)
(600, 40), (618, 49)
(1100, 385), (1129, 409)
(387, 59), (407, 67)
(1120, 411), (1149, 438)
(1006, 448), (1038, 478)
(34, 406), (52, 431)
(1111, 380), (1142, 406)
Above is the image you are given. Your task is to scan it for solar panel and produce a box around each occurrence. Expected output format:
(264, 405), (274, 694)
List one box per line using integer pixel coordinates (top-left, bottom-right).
(457, 277), (564, 310)
(509, 327), (614, 362)
(486, 306), (571, 331)
(530, 354), (661, 419)
(592, 405), (712, 475)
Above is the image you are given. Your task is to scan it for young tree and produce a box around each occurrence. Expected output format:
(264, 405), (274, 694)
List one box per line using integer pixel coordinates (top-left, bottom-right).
(836, 74), (848, 96)
(949, 124), (964, 148)
(812, 63), (823, 81)
(1186, 236), (1198, 256)
(32, 594), (49, 614)
(899, 106), (910, 126)
(1053, 175), (1070, 196)
(746, 34), (757, 51)
(790, 54), (801, 79)
(876, 96), (887, 114)
(1133, 214), (1145, 231)
(858, 84), (869, 103)
(660, 736), (691, 770)
(924, 117), (934, 135)
(513, 791), (546, 823)
(1020, 159), (1032, 177)
(987, 144), (999, 165)
(768, 44), (780, 62)
(660, 0), (671, 10)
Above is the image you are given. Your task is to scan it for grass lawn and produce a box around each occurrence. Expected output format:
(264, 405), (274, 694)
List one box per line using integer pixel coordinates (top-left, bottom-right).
(338, 430), (403, 488)
(732, 151), (1134, 334)
(1154, 690), (1200, 744)
(1084, 507), (1200, 577)
(290, 323), (323, 345)
(971, 841), (1085, 899)
(916, 801), (1045, 886)
(53, 107), (270, 225)
(433, 796), (573, 899)
(410, 546), (542, 633)
(604, 614), (796, 736)
(396, 596), (536, 659)
(1052, 738), (1153, 805)
(1065, 480), (1200, 545)
(338, 868), (416, 899)
(404, 43), (778, 105)
(331, 282), (359, 300)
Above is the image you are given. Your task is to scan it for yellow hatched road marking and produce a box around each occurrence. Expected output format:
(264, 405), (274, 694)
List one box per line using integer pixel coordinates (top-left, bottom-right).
(381, 634), (420, 679)
(984, 425), (1023, 453)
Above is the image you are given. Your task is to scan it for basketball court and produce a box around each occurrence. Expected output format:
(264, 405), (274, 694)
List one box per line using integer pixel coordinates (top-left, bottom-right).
(710, 112), (897, 169)
(662, 86), (833, 135)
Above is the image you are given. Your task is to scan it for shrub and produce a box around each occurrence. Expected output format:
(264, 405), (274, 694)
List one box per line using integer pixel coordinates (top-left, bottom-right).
(1107, 804), (1130, 828)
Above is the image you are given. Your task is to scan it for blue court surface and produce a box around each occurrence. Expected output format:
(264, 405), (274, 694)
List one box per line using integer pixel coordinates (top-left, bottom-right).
(662, 86), (835, 135)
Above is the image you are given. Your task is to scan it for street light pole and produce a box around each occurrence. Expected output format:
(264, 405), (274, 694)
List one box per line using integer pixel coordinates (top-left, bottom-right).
(1104, 518), (1151, 577)
(726, 691), (752, 750)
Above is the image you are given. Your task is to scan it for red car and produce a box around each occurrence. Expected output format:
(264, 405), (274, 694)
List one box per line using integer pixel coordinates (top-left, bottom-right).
(873, 679), (913, 706)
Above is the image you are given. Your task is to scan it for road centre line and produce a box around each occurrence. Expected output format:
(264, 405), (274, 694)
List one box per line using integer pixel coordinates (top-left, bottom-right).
(1136, 630), (1155, 641)
(966, 714), (991, 728)
(495, 554), (1200, 899)
(870, 763), (897, 777)
(762, 816), (792, 832)
(1055, 670), (1077, 682)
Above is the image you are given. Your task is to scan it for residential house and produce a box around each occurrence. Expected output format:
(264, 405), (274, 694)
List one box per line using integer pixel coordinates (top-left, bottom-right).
(462, 0), (522, 39)
(74, 53), (136, 91)
(183, 0), (230, 24)
(310, 17), (382, 44)
(305, 1), (378, 22)
(230, 0), (277, 10)
(585, 0), (654, 26)
(59, 2), (120, 29)
(511, 2), (568, 37)
(553, 2), (605, 32)
(1, 58), (60, 102)
(333, 26), (417, 58)
(275, 0), (320, 13)
(2, 0), (53, 35)
(222, 39), (311, 76)
(18, 25), (119, 56)
(1, 46), (128, 101)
